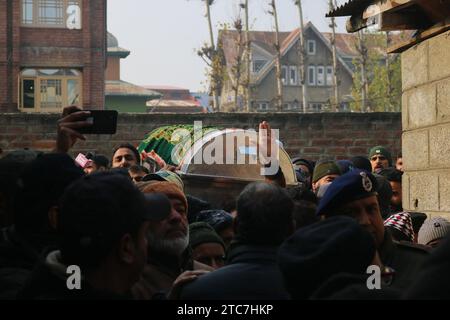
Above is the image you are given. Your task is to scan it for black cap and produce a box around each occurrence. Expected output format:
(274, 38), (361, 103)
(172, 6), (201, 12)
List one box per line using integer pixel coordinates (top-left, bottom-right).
(59, 172), (171, 252)
(191, 209), (233, 233)
(14, 153), (84, 232)
(350, 156), (372, 173)
(316, 170), (378, 217)
(91, 154), (109, 168)
(373, 173), (393, 219)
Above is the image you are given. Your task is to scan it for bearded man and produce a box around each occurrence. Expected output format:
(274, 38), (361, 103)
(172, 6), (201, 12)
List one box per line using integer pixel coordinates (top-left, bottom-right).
(132, 181), (212, 299)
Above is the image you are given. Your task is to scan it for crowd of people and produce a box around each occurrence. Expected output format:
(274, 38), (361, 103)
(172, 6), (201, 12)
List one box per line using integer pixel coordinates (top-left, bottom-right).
(1, 106), (450, 300)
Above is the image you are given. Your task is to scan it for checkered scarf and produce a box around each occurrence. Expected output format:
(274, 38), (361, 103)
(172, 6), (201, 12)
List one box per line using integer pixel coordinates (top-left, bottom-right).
(384, 212), (415, 242)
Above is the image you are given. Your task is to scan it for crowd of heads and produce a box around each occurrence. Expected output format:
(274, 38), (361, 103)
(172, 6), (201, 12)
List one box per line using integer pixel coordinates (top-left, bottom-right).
(1, 132), (450, 301)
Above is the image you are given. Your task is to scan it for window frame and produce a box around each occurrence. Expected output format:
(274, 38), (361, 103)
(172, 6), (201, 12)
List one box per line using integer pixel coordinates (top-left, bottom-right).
(289, 66), (298, 86)
(18, 68), (83, 113)
(281, 65), (288, 85)
(308, 66), (316, 86)
(252, 59), (267, 73)
(326, 66), (334, 86)
(317, 66), (325, 86)
(309, 103), (323, 112)
(307, 40), (316, 55)
(257, 102), (269, 111)
(21, 0), (82, 29)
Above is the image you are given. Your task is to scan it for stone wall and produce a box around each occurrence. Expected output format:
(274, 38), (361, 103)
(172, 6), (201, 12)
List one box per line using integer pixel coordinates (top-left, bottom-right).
(0, 112), (401, 162)
(401, 30), (450, 218)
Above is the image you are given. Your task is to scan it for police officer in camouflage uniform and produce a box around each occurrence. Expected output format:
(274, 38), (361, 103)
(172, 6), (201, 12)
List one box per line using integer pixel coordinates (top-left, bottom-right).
(316, 169), (429, 291)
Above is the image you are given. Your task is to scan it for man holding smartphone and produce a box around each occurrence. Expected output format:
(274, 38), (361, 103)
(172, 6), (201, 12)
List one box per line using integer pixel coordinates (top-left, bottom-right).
(56, 106), (141, 169)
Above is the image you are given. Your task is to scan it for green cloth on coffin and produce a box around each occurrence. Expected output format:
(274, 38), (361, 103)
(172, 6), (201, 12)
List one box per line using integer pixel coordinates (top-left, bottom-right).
(137, 125), (220, 166)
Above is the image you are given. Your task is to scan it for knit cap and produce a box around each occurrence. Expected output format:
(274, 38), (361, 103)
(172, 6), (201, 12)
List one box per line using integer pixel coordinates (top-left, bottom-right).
(418, 216), (450, 246)
(384, 212), (414, 242)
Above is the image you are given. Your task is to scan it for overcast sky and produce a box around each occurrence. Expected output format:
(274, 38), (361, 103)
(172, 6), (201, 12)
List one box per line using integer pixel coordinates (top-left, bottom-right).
(107, 0), (349, 92)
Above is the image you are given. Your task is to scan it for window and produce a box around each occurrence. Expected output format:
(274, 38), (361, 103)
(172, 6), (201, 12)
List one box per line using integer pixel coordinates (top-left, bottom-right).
(21, 0), (82, 29)
(289, 66), (298, 86)
(326, 66), (333, 86)
(308, 66), (316, 86)
(283, 103), (297, 111)
(281, 66), (288, 85)
(307, 40), (316, 55)
(252, 59), (266, 73)
(19, 68), (82, 112)
(256, 102), (269, 111)
(317, 66), (325, 86)
(309, 103), (323, 112)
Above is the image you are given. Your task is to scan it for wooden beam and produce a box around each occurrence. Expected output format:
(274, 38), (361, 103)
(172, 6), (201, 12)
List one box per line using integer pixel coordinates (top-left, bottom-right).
(379, 11), (427, 31)
(362, 0), (416, 19)
(416, 0), (450, 23)
(388, 19), (450, 53)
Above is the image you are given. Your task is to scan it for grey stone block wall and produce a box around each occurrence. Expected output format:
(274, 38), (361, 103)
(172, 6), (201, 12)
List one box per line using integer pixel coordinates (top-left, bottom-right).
(401, 30), (450, 218)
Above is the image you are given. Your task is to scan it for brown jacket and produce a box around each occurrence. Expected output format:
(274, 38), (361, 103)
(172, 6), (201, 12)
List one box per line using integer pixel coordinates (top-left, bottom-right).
(132, 248), (212, 300)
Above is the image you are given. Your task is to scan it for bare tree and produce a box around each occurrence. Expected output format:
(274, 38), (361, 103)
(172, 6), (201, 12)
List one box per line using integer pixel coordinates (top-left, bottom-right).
(294, 0), (308, 113)
(328, 0), (339, 111)
(357, 30), (370, 112)
(230, 17), (245, 112)
(385, 31), (392, 112)
(190, 0), (221, 111)
(268, 0), (283, 111)
(242, 0), (252, 112)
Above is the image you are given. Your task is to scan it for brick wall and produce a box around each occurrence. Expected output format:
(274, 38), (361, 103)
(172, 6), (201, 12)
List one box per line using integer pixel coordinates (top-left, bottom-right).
(401, 30), (450, 218)
(0, 112), (401, 161)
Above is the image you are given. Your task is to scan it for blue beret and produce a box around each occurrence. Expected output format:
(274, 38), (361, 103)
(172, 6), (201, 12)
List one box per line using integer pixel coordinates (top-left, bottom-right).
(316, 169), (378, 217)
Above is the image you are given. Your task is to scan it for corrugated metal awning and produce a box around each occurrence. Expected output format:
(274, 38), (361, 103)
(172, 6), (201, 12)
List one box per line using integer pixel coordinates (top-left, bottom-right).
(326, 0), (375, 17)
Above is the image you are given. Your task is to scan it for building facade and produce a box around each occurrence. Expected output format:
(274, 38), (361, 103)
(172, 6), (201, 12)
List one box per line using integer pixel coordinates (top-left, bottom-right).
(326, 0), (450, 218)
(105, 32), (160, 113)
(144, 86), (205, 113)
(219, 22), (368, 113)
(0, 0), (107, 113)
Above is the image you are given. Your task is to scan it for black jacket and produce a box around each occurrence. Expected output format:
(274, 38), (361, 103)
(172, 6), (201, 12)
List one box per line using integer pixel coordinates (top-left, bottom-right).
(379, 229), (430, 291)
(404, 234), (450, 299)
(310, 273), (401, 300)
(0, 226), (54, 299)
(179, 244), (290, 300)
(17, 251), (130, 300)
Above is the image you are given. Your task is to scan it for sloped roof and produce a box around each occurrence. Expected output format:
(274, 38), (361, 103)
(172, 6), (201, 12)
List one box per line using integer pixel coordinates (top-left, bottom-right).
(105, 80), (161, 98)
(219, 23), (358, 83)
(144, 85), (188, 91)
(146, 99), (202, 108)
(220, 29), (306, 68)
(220, 23), (413, 76)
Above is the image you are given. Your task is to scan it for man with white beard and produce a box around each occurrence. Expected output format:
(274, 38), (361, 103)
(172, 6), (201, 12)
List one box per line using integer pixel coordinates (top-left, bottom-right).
(132, 181), (212, 299)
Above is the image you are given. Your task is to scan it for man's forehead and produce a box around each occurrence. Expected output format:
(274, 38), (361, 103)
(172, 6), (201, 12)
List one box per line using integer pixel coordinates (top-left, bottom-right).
(114, 148), (135, 157)
(343, 195), (379, 208)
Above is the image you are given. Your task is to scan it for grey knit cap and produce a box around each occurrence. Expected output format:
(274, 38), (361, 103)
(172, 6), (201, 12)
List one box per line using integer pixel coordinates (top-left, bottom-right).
(418, 216), (450, 246)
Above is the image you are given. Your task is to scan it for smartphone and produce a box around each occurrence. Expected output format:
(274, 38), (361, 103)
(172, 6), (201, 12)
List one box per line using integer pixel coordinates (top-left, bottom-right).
(78, 110), (118, 134)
